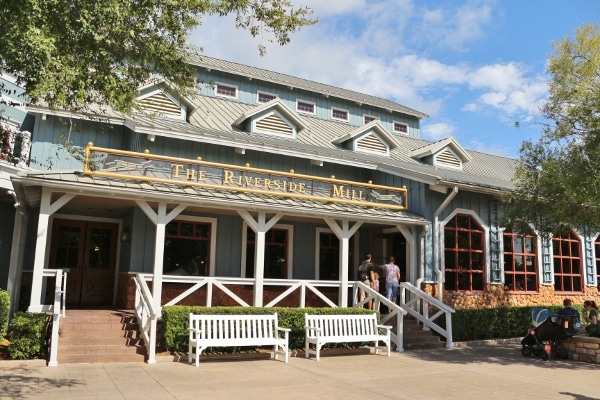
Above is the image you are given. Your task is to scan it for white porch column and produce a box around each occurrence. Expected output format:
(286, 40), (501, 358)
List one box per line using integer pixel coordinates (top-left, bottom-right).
(6, 191), (28, 319)
(135, 201), (186, 314)
(325, 218), (362, 307)
(396, 225), (416, 284)
(238, 210), (282, 307)
(29, 189), (75, 312)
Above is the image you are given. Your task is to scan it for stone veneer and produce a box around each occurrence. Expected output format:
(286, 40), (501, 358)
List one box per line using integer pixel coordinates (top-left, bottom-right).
(422, 283), (599, 309)
(561, 336), (600, 364)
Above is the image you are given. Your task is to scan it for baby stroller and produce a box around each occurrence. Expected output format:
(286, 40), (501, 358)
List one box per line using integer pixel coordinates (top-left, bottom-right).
(520, 308), (575, 361)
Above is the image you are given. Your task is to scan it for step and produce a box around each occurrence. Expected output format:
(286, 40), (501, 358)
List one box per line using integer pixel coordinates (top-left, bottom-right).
(60, 327), (140, 338)
(55, 309), (145, 364)
(60, 320), (139, 330)
(57, 352), (146, 364)
(59, 336), (143, 346)
(57, 344), (146, 356)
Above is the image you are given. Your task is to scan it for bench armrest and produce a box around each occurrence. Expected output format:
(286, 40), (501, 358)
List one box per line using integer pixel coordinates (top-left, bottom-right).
(305, 326), (322, 334)
(377, 324), (392, 334)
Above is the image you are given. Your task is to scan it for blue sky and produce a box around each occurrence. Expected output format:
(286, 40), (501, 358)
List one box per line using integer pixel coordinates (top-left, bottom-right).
(191, 0), (599, 159)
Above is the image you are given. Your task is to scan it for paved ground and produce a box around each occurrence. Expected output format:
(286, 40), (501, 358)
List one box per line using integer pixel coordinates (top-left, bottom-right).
(0, 342), (599, 400)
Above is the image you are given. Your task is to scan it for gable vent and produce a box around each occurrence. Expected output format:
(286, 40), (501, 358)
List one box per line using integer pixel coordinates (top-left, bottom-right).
(139, 92), (182, 117)
(256, 114), (293, 136)
(356, 133), (387, 154)
(435, 148), (461, 168)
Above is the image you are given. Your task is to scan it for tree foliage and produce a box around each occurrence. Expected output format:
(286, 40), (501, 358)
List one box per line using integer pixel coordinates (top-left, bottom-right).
(0, 0), (315, 115)
(503, 23), (600, 236)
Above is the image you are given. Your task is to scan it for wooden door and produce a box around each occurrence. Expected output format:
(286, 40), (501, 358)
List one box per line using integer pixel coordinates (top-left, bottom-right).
(49, 219), (118, 305)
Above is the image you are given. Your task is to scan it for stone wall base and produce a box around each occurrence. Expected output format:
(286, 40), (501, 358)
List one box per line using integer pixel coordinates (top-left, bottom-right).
(561, 336), (600, 364)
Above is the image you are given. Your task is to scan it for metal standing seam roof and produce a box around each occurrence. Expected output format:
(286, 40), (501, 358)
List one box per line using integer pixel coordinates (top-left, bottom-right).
(187, 55), (429, 119)
(27, 93), (517, 192)
(12, 171), (429, 226)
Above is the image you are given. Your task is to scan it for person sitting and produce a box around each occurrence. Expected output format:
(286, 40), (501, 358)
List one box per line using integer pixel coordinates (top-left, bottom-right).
(580, 300), (600, 335)
(557, 298), (580, 333)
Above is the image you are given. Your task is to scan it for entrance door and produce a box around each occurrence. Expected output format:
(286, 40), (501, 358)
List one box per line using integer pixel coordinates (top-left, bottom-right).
(49, 219), (118, 305)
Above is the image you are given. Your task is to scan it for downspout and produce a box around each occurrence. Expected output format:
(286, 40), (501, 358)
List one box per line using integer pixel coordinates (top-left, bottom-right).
(415, 225), (428, 289)
(433, 186), (458, 301)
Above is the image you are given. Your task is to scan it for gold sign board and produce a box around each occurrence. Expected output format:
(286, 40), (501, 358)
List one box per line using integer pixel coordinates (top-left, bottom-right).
(83, 144), (408, 210)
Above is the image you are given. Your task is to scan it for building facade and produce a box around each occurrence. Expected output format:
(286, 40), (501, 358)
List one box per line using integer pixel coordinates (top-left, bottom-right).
(1, 56), (599, 317)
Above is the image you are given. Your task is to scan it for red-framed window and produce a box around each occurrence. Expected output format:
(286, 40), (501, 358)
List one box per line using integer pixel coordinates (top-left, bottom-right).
(245, 228), (288, 279)
(444, 214), (485, 292)
(503, 232), (537, 292)
(318, 232), (355, 281)
(552, 230), (583, 293)
(163, 220), (211, 275)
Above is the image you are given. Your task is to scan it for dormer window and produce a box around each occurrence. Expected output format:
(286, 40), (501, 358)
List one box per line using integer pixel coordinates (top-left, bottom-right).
(257, 91), (277, 103)
(364, 115), (378, 124)
(332, 108), (349, 122)
(137, 88), (186, 120)
(215, 83), (237, 99)
(297, 100), (315, 115)
(393, 121), (408, 134)
(409, 137), (472, 170)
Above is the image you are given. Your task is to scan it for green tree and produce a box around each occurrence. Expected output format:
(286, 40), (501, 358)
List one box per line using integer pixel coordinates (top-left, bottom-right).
(0, 0), (315, 115)
(503, 23), (600, 236)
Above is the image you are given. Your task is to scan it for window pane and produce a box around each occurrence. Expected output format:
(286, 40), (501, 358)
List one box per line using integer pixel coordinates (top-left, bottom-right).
(471, 232), (482, 250)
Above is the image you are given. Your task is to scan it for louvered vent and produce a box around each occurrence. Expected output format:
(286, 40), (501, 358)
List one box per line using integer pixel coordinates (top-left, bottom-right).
(436, 148), (461, 168)
(139, 92), (181, 117)
(256, 114), (293, 136)
(356, 133), (387, 154)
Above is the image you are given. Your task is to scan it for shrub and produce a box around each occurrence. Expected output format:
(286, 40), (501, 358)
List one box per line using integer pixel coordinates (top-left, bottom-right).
(0, 289), (10, 335)
(440, 305), (566, 342)
(7, 312), (48, 360)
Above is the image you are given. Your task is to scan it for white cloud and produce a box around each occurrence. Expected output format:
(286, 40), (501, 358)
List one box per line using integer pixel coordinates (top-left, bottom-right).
(421, 122), (456, 141)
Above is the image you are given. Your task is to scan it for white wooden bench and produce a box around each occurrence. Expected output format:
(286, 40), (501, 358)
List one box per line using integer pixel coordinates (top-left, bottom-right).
(188, 313), (290, 366)
(304, 313), (391, 361)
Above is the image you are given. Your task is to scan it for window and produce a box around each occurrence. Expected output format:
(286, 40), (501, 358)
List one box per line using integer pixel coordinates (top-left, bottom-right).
(552, 230), (583, 293)
(163, 220), (211, 275)
(317, 230), (355, 280)
(595, 236), (600, 290)
(215, 83), (237, 98)
(297, 100), (315, 114)
(257, 91), (277, 103)
(393, 122), (408, 134)
(444, 214), (485, 292)
(332, 108), (348, 122)
(364, 115), (378, 124)
(245, 227), (289, 279)
(503, 232), (537, 292)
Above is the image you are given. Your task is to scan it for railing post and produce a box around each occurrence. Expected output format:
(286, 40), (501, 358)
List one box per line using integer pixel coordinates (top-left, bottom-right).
(422, 300), (430, 331)
(48, 269), (63, 367)
(147, 317), (157, 364)
(300, 283), (306, 308)
(206, 280), (213, 307)
(445, 311), (454, 349)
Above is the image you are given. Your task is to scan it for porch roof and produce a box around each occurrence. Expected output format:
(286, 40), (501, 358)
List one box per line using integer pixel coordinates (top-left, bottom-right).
(12, 171), (429, 226)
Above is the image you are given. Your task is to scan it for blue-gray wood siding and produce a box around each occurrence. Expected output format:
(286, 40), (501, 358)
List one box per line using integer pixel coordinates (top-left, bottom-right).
(194, 70), (421, 139)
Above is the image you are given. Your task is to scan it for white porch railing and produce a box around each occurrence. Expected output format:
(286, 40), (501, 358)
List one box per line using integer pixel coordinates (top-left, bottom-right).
(132, 274), (159, 364)
(400, 282), (455, 349)
(43, 268), (68, 367)
(131, 274), (454, 362)
(352, 281), (408, 351)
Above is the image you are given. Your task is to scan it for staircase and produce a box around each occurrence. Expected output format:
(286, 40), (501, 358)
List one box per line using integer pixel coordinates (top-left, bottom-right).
(401, 317), (445, 350)
(56, 309), (146, 364)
